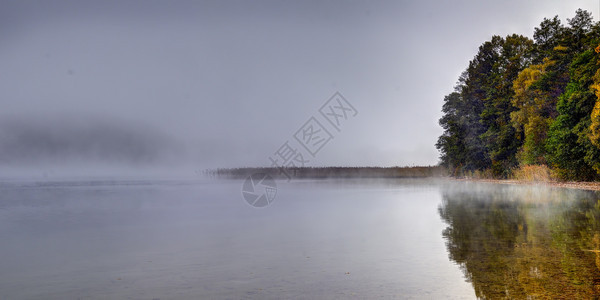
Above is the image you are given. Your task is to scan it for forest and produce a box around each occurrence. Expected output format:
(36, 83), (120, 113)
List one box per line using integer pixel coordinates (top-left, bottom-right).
(436, 9), (600, 181)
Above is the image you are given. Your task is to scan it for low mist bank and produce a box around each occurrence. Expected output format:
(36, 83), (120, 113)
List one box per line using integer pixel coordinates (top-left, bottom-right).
(0, 116), (180, 163)
(207, 166), (446, 179)
(0, 115), (203, 179)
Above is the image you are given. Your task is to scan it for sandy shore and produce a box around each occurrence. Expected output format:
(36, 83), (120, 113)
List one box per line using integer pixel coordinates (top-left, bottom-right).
(452, 178), (600, 192)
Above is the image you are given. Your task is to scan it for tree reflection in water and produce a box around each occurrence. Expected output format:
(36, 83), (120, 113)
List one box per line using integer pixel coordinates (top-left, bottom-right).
(439, 183), (600, 299)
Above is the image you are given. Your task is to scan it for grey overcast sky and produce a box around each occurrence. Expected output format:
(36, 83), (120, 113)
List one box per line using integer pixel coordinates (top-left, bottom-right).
(0, 0), (598, 177)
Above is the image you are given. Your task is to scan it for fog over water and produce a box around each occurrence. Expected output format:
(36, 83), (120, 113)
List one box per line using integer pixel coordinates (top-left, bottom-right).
(1, 0), (597, 177)
(0, 179), (476, 299)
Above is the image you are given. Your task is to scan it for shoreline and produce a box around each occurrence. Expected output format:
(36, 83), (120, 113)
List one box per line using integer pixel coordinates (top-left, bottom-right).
(452, 178), (600, 192)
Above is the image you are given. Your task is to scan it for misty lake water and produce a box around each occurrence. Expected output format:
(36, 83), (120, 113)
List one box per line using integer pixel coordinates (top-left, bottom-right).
(2, 179), (600, 299)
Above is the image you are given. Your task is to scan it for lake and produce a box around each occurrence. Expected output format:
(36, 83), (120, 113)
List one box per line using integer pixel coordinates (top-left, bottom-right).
(1, 178), (599, 299)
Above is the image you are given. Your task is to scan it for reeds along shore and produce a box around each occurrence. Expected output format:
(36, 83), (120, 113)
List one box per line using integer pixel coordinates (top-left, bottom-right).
(204, 166), (446, 179)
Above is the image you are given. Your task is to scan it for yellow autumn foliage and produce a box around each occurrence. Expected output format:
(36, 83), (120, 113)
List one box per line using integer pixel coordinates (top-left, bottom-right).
(553, 45), (568, 52)
(590, 68), (600, 147)
(511, 59), (556, 165)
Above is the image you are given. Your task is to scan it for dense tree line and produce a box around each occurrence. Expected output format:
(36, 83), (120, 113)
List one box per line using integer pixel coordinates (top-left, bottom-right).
(437, 9), (600, 180)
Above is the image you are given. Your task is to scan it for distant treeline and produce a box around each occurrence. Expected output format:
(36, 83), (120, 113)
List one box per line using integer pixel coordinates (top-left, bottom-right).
(205, 166), (446, 179)
(437, 9), (600, 180)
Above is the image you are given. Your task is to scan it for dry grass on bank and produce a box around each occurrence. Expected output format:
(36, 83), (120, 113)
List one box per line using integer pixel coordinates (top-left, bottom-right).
(511, 165), (556, 182)
(456, 164), (600, 192)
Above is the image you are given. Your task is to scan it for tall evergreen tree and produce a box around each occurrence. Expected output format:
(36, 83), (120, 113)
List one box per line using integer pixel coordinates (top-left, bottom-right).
(479, 35), (534, 177)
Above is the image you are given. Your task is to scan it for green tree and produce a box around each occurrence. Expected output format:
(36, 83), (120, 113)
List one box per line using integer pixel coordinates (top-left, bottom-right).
(436, 92), (467, 174)
(479, 35), (534, 177)
(546, 49), (600, 180)
(565, 9), (594, 53)
(533, 16), (564, 63)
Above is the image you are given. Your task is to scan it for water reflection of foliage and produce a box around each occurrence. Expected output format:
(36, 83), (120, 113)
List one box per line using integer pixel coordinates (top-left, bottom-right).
(439, 184), (600, 299)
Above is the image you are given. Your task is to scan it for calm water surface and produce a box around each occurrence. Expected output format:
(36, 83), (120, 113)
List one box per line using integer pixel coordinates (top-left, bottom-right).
(1, 178), (599, 299)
